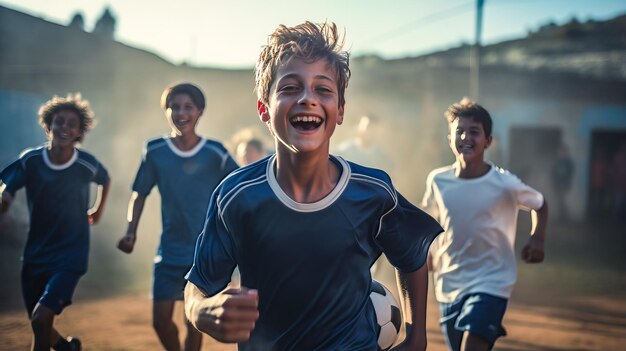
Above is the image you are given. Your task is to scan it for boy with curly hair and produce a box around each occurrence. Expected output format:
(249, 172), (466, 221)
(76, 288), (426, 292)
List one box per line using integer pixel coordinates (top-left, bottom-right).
(1, 93), (111, 351)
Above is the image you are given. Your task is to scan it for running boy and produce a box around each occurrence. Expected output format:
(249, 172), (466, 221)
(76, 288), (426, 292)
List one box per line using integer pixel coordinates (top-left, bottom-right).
(184, 22), (442, 351)
(117, 83), (237, 351)
(422, 98), (549, 351)
(0, 93), (111, 351)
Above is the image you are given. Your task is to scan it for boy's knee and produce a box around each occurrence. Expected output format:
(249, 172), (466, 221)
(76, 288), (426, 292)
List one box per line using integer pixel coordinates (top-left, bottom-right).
(30, 306), (54, 330)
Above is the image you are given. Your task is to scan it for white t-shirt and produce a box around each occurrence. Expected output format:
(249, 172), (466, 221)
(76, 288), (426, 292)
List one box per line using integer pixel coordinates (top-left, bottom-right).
(422, 163), (544, 303)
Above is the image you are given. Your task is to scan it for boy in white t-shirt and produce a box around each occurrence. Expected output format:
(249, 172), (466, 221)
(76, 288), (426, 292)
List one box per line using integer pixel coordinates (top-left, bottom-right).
(422, 98), (549, 351)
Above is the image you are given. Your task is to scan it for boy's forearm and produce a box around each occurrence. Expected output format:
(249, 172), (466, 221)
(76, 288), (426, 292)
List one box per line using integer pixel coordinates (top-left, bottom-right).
(184, 281), (205, 328)
(396, 265), (428, 344)
(531, 199), (549, 241)
(126, 192), (146, 234)
(91, 180), (111, 213)
(99, 180), (111, 210)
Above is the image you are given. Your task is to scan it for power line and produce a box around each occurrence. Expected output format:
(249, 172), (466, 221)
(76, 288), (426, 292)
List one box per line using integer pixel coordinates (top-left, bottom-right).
(360, 1), (475, 46)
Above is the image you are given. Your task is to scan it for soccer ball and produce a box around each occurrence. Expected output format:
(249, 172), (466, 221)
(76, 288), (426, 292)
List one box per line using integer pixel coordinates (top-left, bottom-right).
(370, 280), (403, 351)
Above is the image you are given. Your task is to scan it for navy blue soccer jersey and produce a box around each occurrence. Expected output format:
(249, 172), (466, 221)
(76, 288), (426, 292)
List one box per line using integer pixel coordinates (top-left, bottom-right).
(0, 145), (110, 274)
(187, 154), (442, 350)
(132, 137), (238, 266)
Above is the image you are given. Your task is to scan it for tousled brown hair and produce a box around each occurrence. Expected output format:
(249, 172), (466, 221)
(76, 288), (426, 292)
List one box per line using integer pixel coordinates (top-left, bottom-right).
(445, 97), (493, 137)
(255, 21), (351, 107)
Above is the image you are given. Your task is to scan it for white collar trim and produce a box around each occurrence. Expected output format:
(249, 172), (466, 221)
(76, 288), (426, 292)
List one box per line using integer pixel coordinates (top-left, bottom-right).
(165, 137), (206, 158)
(266, 154), (351, 212)
(452, 161), (495, 182)
(42, 147), (78, 170)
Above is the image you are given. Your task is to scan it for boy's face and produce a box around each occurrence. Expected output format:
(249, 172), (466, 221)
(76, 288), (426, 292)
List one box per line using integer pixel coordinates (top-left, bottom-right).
(237, 142), (265, 165)
(448, 116), (492, 163)
(166, 93), (203, 137)
(258, 57), (344, 155)
(48, 109), (82, 148)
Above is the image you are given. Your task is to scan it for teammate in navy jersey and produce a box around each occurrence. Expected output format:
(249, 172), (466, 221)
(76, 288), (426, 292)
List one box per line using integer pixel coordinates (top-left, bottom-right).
(184, 22), (442, 351)
(117, 83), (237, 351)
(1, 93), (110, 351)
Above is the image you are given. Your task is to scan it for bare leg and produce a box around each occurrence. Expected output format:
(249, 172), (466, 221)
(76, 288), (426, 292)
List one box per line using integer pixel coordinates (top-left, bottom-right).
(50, 328), (62, 347)
(183, 314), (203, 351)
(153, 300), (181, 351)
(30, 303), (54, 351)
(461, 331), (491, 351)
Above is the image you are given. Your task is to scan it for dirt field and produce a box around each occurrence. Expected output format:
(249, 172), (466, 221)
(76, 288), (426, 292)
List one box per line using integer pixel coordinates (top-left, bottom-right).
(1, 222), (625, 350)
(1, 289), (625, 351)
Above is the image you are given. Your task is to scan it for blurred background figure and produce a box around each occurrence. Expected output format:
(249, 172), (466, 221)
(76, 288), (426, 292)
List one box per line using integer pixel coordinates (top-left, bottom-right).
(236, 138), (267, 166)
(551, 142), (574, 222)
(588, 147), (609, 220)
(336, 115), (394, 173)
(231, 127), (271, 166)
(610, 141), (626, 222)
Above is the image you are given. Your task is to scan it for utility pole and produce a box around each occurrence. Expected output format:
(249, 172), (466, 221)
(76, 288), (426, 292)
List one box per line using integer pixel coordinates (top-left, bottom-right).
(470, 0), (484, 101)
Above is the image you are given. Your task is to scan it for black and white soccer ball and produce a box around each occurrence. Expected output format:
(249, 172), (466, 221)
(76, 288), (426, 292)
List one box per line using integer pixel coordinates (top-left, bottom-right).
(370, 280), (403, 351)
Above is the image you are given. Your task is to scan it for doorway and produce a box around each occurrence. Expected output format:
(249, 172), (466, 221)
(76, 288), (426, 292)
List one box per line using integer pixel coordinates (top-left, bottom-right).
(587, 130), (626, 220)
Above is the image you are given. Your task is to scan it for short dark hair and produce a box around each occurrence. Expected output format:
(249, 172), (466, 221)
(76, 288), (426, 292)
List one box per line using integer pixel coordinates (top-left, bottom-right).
(38, 93), (95, 143)
(255, 21), (351, 107)
(445, 97), (492, 137)
(160, 83), (205, 111)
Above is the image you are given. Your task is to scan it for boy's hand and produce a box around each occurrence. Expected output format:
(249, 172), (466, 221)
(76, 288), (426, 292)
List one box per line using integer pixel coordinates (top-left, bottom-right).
(1, 191), (13, 214)
(193, 287), (259, 343)
(521, 235), (545, 263)
(117, 232), (137, 253)
(88, 208), (103, 225)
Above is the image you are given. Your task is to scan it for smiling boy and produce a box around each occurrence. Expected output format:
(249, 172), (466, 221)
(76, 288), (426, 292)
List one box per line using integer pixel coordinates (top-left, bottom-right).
(184, 22), (442, 351)
(117, 83), (238, 351)
(1, 93), (110, 351)
(422, 98), (549, 351)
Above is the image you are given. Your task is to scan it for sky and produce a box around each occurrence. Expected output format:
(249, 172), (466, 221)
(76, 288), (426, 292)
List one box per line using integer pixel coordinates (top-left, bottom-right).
(1, 0), (625, 69)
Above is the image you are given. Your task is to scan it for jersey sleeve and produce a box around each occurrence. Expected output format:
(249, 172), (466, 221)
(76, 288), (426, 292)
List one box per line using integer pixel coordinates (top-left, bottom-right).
(0, 157), (27, 195)
(506, 173), (544, 211)
(185, 190), (238, 296)
(376, 192), (443, 273)
(92, 159), (110, 185)
(131, 143), (157, 196)
(221, 153), (239, 176)
(420, 171), (440, 220)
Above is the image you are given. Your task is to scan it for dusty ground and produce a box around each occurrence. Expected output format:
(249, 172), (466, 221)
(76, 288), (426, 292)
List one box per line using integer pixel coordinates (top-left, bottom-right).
(1, 289), (625, 351)
(1, 222), (625, 350)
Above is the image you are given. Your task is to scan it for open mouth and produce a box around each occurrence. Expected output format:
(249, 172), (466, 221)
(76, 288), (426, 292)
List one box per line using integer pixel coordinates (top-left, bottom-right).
(290, 115), (323, 131)
(57, 132), (71, 140)
(175, 120), (190, 128)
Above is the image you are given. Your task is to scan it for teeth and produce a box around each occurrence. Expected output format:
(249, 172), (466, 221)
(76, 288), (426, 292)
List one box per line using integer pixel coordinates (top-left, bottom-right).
(291, 116), (322, 123)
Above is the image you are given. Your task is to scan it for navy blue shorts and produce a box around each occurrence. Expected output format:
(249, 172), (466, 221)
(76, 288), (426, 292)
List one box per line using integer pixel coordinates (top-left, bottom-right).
(21, 265), (82, 316)
(152, 263), (190, 301)
(439, 293), (508, 351)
